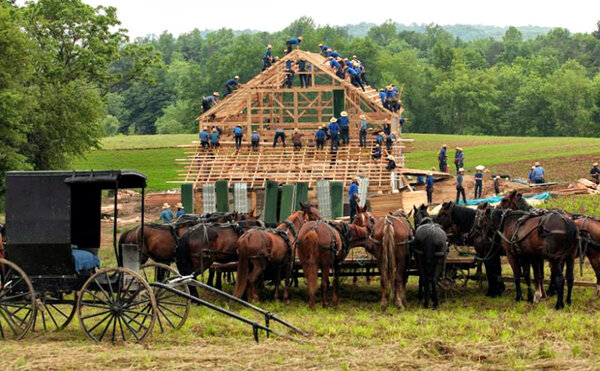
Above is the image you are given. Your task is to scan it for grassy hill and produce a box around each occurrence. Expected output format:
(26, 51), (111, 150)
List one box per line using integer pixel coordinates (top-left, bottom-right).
(69, 133), (600, 192)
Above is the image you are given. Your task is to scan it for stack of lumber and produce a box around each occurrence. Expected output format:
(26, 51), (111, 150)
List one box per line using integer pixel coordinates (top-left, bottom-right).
(553, 179), (600, 196)
(368, 190), (427, 216)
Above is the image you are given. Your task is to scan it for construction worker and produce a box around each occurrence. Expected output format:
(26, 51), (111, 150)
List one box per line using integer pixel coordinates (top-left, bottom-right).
(297, 59), (309, 88)
(426, 171), (434, 204)
(375, 131), (384, 146)
(283, 50), (294, 88)
(199, 127), (209, 149)
(262, 44), (273, 71)
(210, 128), (220, 148)
(159, 203), (174, 224)
(359, 115), (368, 147)
(318, 43), (330, 56)
(251, 130), (260, 150)
(438, 144), (448, 172)
(454, 147), (464, 174)
(379, 88), (388, 110)
(326, 57), (342, 77)
(348, 177), (361, 222)
(273, 128), (286, 147)
(456, 168), (467, 204)
(338, 111), (349, 145)
(386, 86), (399, 112)
(327, 49), (341, 59)
(328, 117), (340, 151)
(315, 125), (327, 150)
(175, 202), (185, 218)
(224, 76), (240, 97)
(382, 119), (391, 135)
(385, 132), (397, 151)
(591, 162), (600, 184)
(386, 155), (397, 171)
(532, 162), (545, 184)
(474, 165), (484, 199)
(371, 144), (382, 160)
(233, 125), (243, 150)
(345, 66), (365, 91)
(202, 92), (219, 113)
(286, 36), (303, 53)
(292, 129), (304, 150)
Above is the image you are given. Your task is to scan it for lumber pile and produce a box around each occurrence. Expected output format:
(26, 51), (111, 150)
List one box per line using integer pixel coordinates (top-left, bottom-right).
(553, 179), (600, 196)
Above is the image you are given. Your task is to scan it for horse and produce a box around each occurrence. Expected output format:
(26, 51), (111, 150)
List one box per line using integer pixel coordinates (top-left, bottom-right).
(413, 204), (448, 308)
(482, 207), (578, 309)
(350, 205), (377, 285)
(434, 201), (505, 297)
(233, 202), (321, 303)
(369, 210), (414, 309)
(296, 220), (371, 308)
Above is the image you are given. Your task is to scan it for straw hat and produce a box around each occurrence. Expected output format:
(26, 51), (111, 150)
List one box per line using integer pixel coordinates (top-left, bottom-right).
(234, 75), (239, 79)
(387, 155), (395, 160)
(329, 117), (338, 123)
(340, 111), (348, 117)
(352, 55), (357, 59)
(534, 161), (540, 166)
(475, 165), (485, 171)
(355, 176), (361, 182)
(318, 43), (323, 47)
(495, 176), (501, 180)
(203, 126), (207, 130)
(294, 128), (299, 132)
(594, 162), (599, 166)
(298, 36), (304, 40)
(267, 44), (272, 49)
(442, 144), (447, 148)
(359, 114), (366, 120)
(212, 128), (217, 132)
(161, 203), (171, 210)
(327, 48), (332, 52)
(427, 171), (433, 176)
(456, 147), (463, 151)
(176, 202), (183, 209)
(458, 168), (465, 173)
(531, 166), (535, 170)
(213, 92), (219, 96)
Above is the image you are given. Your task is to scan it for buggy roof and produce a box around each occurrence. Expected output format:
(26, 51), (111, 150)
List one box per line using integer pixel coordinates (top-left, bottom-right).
(7, 170), (147, 189)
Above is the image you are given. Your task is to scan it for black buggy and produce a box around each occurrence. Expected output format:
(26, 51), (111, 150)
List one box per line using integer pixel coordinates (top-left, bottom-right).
(0, 170), (305, 343)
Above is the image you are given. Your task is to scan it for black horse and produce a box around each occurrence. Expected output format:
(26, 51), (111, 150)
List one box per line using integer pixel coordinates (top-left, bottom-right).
(434, 201), (505, 297)
(413, 205), (448, 309)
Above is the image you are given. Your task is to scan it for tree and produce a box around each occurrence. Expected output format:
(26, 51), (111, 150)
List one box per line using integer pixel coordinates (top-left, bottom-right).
(367, 20), (397, 47)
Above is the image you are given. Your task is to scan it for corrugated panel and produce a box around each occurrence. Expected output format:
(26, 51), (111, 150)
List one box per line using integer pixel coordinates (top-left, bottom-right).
(316, 180), (332, 220)
(263, 180), (279, 225)
(294, 182), (308, 210)
(279, 184), (295, 222)
(181, 183), (194, 214)
(215, 180), (229, 212)
(233, 182), (248, 213)
(358, 177), (369, 207)
(202, 183), (216, 213)
(330, 181), (344, 219)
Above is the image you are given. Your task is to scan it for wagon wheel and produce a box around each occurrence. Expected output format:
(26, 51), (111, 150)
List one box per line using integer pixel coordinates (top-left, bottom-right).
(34, 292), (77, 332)
(140, 262), (190, 332)
(77, 267), (157, 343)
(454, 267), (470, 290)
(0, 258), (36, 340)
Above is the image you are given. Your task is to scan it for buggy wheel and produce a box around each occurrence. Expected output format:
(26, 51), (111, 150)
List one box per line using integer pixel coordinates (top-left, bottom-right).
(77, 267), (157, 343)
(34, 292), (77, 332)
(0, 258), (36, 340)
(140, 263), (190, 331)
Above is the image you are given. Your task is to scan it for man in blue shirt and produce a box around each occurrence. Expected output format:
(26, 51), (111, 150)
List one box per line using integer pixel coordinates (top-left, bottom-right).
(283, 51), (295, 88)
(318, 43), (330, 56)
(345, 67), (365, 91)
(251, 130), (260, 150)
(385, 132), (397, 151)
(159, 203), (174, 224)
(532, 162), (545, 184)
(202, 92), (219, 113)
(210, 128), (220, 148)
(379, 88), (388, 110)
(438, 144), (447, 172)
(375, 131), (383, 146)
(297, 59), (309, 88)
(224, 76), (240, 97)
(528, 166), (535, 184)
(426, 171), (435, 204)
(338, 111), (349, 145)
(262, 44), (273, 71)
(327, 50), (341, 59)
(286, 36), (303, 53)
(371, 144), (382, 160)
(199, 127), (209, 149)
(387, 86), (399, 112)
(175, 202), (185, 218)
(359, 114), (368, 147)
(315, 126), (326, 150)
(328, 117), (340, 151)
(348, 177), (361, 222)
(454, 147), (464, 174)
(456, 168), (467, 203)
(591, 162), (599, 184)
(474, 166), (484, 199)
(273, 128), (286, 147)
(233, 125), (243, 150)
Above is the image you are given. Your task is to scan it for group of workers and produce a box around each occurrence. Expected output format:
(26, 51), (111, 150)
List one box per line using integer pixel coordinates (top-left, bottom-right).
(378, 85), (401, 113)
(159, 202), (185, 224)
(437, 144), (465, 174)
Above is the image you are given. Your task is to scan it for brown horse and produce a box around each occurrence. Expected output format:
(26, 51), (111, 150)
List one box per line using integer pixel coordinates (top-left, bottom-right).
(370, 211), (414, 309)
(296, 220), (370, 308)
(233, 203), (320, 303)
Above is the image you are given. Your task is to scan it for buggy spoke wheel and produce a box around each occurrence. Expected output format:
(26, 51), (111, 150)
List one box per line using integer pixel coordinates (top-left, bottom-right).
(0, 259), (36, 340)
(34, 293), (77, 332)
(141, 263), (190, 332)
(78, 267), (157, 343)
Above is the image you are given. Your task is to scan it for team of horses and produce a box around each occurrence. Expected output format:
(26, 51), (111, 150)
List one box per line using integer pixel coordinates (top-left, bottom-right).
(115, 190), (600, 310)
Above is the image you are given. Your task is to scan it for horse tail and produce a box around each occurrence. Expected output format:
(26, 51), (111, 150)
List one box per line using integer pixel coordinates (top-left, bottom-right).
(381, 219), (397, 301)
(233, 231), (257, 299)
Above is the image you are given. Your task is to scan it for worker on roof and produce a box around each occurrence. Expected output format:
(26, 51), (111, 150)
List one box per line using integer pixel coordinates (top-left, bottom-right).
(223, 76), (240, 98)
(386, 86), (399, 112)
(325, 57), (343, 78)
(286, 36), (303, 53)
(375, 130), (383, 146)
(283, 50), (295, 88)
(385, 132), (397, 151)
(591, 162), (600, 184)
(210, 127), (220, 148)
(426, 171), (435, 205)
(318, 43), (330, 56)
(348, 177), (361, 222)
(338, 111), (350, 145)
(454, 147), (464, 174)
(474, 165), (485, 199)
(297, 59), (309, 88)
(345, 66), (365, 91)
(202, 92), (219, 113)
(343, 58), (353, 69)
(291, 129), (304, 150)
(456, 168), (467, 204)
(328, 117), (340, 152)
(379, 88), (388, 110)
(315, 125), (327, 150)
(438, 144), (448, 172)
(359, 114), (368, 147)
(233, 125), (243, 150)
(199, 127), (209, 149)
(327, 50), (341, 59)
(251, 130), (260, 150)
(273, 128), (286, 148)
(532, 162), (545, 184)
(386, 155), (397, 172)
(371, 143), (382, 160)
(262, 44), (273, 71)
(382, 119), (391, 136)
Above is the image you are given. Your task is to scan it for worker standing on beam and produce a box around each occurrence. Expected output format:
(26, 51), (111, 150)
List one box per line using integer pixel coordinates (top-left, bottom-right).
(283, 50), (295, 88)
(359, 115), (368, 147)
(262, 44), (273, 71)
(338, 111), (349, 145)
(328, 117), (340, 151)
(233, 125), (243, 150)
(251, 130), (260, 150)
(202, 92), (219, 113)
(286, 36), (303, 53)
(223, 76), (240, 97)
(315, 125), (327, 150)
(199, 127), (209, 149)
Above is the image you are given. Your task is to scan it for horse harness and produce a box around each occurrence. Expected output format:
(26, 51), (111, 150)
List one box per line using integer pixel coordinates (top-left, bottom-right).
(312, 220), (352, 258)
(369, 215), (414, 247)
(245, 218), (299, 261)
(411, 220), (448, 258)
(190, 222), (246, 263)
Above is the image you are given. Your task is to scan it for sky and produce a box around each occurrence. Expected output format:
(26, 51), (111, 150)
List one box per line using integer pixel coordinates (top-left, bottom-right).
(81, 0), (600, 38)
